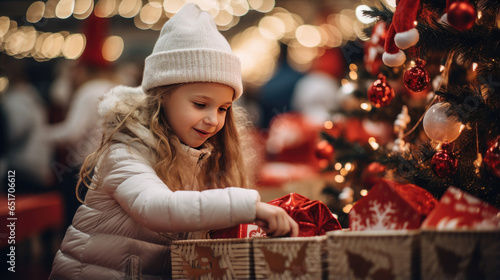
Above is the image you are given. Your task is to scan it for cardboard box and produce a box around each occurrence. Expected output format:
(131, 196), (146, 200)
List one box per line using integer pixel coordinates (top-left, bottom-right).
(326, 230), (420, 280)
(420, 229), (500, 280)
(253, 236), (326, 279)
(171, 238), (252, 279)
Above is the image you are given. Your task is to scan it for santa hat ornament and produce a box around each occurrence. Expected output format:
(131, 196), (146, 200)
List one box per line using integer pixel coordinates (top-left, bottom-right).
(382, 0), (421, 67)
(364, 21), (387, 76)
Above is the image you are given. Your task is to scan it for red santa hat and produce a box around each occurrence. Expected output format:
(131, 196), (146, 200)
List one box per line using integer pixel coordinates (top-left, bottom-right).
(382, 0), (421, 67)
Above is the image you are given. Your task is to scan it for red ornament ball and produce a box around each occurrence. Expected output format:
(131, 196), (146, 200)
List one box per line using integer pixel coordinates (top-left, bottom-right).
(362, 162), (386, 187)
(448, 2), (476, 31)
(315, 140), (334, 160)
(484, 137), (500, 178)
(368, 74), (395, 108)
(404, 61), (430, 92)
(431, 143), (458, 177)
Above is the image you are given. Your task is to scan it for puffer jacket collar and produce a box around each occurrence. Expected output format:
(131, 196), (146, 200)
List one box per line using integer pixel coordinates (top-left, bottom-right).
(180, 143), (213, 190)
(181, 143), (212, 165)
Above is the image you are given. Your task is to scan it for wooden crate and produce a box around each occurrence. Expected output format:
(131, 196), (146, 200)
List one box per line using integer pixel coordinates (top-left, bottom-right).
(420, 229), (500, 280)
(326, 230), (420, 280)
(252, 236), (326, 279)
(171, 238), (252, 279)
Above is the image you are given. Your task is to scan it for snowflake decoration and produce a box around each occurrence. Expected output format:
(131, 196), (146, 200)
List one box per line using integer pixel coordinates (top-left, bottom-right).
(350, 200), (408, 230)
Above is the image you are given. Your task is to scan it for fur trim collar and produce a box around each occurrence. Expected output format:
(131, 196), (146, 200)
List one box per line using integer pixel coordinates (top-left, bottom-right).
(98, 85), (145, 118)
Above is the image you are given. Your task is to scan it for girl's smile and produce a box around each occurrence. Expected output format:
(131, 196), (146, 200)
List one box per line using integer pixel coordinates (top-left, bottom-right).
(194, 128), (211, 139)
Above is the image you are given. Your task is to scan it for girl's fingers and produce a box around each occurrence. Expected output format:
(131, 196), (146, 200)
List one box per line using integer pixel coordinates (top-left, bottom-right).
(266, 215), (278, 236)
(277, 214), (290, 236)
(255, 202), (299, 237)
(288, 215), (299, 237)
(270, 211), (289, 237)
(254, 220), (267, 230)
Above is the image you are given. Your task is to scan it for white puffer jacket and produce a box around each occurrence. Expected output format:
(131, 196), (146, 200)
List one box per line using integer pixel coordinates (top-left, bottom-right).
(49, 86), (259, 280)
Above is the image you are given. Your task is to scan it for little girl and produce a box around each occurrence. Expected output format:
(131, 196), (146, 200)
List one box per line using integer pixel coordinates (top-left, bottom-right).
(50, 3), (298, 280)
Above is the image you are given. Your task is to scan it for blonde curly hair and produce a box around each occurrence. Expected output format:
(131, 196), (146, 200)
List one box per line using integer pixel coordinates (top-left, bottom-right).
(77, 84), (257, 202)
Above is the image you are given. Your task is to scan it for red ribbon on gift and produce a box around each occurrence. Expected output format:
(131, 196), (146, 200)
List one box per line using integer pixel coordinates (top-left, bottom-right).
(267, 193), (342, 237)
(209, 223), (267, 239)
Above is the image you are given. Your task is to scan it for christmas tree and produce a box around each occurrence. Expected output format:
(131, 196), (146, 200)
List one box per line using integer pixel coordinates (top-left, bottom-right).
(320, 0), (500, 219)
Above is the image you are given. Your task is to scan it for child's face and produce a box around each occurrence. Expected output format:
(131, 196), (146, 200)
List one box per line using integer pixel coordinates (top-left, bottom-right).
(162, 82), (234, 148)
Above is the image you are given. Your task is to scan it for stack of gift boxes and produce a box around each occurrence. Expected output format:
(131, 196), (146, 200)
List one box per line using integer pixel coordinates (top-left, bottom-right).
(171, 183), (500, 279)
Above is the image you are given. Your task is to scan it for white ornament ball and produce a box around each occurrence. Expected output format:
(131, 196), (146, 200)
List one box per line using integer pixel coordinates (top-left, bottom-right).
(423, 102), (463, 142)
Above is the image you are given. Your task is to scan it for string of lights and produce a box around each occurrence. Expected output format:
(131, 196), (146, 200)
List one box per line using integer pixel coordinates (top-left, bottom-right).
(0, 0), (397, 87)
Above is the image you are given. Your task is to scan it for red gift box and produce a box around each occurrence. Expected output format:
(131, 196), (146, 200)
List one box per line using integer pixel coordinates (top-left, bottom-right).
(349, 180), (437, 230)
(267, 193), (342, 237)
(210, 193), (341, 238)
(209, 223), (267, 239)
(421, 186), (500, 229)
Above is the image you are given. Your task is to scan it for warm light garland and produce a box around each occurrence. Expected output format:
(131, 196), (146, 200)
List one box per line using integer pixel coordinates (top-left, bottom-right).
(1, 0), (381, 87)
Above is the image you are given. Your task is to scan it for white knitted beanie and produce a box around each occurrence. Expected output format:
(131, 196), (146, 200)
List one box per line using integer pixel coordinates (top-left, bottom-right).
(142, 3), (243, 100)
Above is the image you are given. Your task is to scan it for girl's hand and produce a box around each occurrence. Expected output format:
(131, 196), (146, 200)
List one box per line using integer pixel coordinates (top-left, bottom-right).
(255, 202), (299, 237)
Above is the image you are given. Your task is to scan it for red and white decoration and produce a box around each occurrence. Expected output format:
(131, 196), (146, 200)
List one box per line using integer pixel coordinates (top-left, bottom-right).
(382, 0), (421, 67)
(421, 186), (500, 230)
(364, 21), (387, 76)
(210, 223), (267, 239)
(349, 180), (437, 230)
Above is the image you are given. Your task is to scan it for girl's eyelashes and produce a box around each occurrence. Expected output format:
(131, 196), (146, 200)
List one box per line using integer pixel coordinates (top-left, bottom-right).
(193, 102), (206, 108)
(193, 102), (229, 113)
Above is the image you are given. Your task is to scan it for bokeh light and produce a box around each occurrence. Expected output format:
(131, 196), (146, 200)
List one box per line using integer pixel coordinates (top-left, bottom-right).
(42, 32), (64, 58)
(0, 17), (10, 37)
(119, 0), (142, 18)
(295, 25), (321, 48)
(55, 0), (74, 19)
(26, 1), (45, 23)
(258, 16), (285, 40)
(232, 26), (279, 87)
(102, 35), (124, 61)
(94, 0), (117, 18)
(229, 0), (250, 17)
(355, 5), (375, 24)
(214, 9), (234, 26)
(255, 0), (275, 13)
(0, 77), (9, 93)
(163, 0), (184, 14)
(74, 0), (94, 19)
(140, 2), (163, 25)
(44, 0), (58, 18)
(62, 33), (86, 59)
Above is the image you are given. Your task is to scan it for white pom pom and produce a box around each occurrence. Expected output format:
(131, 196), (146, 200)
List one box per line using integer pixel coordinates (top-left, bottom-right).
(394, 28), (420, 50)
(382, 50), (406, 67)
